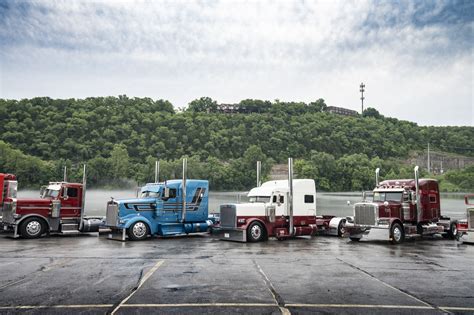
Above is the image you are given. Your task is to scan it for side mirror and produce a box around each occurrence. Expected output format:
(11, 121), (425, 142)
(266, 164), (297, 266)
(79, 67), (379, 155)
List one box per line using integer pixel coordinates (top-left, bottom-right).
(162, 187), (170, 200)
(40, 186), (46, 198)
(411, 191), (416, 205)
(62, 187), (69, 199)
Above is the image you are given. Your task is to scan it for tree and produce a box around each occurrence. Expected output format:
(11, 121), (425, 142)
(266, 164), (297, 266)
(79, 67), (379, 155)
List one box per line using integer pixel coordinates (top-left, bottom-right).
(109, 144), (130, 180)
(187, 97), (218, 113)
(363, 107), (382, 118)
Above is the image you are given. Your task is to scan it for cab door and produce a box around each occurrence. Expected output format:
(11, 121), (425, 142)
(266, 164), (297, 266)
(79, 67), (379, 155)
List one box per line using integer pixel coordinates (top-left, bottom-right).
(59, 185), (81, 218)
(271, 190), (288, 217)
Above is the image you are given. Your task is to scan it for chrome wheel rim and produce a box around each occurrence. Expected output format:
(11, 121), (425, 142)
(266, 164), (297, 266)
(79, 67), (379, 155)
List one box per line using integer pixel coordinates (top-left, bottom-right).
(26, 221), (41, 236)
(339, 223), (346, 235)
(132, 222), (147, 238)
(452, 225), (457, 236)
(250, 225), (261, 240)
(393, 226), (402, 242)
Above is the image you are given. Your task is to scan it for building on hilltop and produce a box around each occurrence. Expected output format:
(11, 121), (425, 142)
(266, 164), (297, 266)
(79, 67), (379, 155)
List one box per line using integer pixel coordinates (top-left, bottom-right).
(325, 106), (359, 117)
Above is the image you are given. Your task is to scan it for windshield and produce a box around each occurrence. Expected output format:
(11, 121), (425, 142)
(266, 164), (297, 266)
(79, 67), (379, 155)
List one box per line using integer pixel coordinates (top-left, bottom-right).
(140, 191), (160, 198)
(42, 188), (60, 198)
(373, 192), (403, 202)
(249, 196), (270, 203)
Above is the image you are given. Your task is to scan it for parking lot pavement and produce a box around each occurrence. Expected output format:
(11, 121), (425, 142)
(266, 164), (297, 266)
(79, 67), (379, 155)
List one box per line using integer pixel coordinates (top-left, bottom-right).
(0, 233), (473, 314)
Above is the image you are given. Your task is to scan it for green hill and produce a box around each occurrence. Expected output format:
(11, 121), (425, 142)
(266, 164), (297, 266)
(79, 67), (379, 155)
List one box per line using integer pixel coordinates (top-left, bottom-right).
(0, 96), (472, 191)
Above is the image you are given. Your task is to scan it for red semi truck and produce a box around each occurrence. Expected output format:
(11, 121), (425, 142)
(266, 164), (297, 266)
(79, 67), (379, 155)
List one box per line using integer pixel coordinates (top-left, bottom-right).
(345, 166), (457, 244)
(1, 166), (103, 238)
(212, 158), (346, 242)
(456, 195), (474, 244)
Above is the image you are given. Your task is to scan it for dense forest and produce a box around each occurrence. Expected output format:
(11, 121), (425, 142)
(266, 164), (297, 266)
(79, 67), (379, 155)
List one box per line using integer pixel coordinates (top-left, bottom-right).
(0, 96), (472, 191)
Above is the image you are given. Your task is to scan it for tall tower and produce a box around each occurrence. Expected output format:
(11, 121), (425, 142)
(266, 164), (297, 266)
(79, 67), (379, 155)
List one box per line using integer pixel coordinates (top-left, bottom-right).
(360, 82), (365, 114)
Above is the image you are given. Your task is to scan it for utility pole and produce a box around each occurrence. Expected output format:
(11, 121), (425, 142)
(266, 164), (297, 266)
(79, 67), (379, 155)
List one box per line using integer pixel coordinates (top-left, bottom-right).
(427, 143), (431, 174)
(360, 82), (365, 114)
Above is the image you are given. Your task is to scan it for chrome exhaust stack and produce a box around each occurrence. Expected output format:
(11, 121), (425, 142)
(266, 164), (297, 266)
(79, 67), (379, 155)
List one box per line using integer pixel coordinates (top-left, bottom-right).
(257, 161), (262, 187)
(375, 168), (380, 187)
(63, 166), (67, 182)
(414, 166), (421, 222)
(155, 160), (160, 183)
(288, 158), (294, 236)
(181, 158), (187, 223)
(79, 164), (86, 231)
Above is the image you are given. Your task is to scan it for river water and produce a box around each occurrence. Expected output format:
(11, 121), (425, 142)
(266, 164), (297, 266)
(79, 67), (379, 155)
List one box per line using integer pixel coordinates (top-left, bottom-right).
(17, 189), (468, 219)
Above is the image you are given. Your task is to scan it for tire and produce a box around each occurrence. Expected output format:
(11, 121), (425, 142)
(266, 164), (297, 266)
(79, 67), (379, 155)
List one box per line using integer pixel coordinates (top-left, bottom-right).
(247, 222), (265, 242)
(390, 223), (405, 244)
(19, 217), (45, 239)
(447, 221), (458, 240)
(127, 221), (149, 241)
(337, 220), (346, 237)
(349, 237), (361, 242)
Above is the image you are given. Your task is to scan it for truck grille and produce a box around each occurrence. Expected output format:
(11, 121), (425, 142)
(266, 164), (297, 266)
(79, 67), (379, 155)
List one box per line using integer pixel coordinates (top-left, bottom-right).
(354, 203), (377, 226)
(469, 208), (474, 229)
(106, 202), (118, 226)
(2, 202), (14, 224)
(220, 205), (236, 228)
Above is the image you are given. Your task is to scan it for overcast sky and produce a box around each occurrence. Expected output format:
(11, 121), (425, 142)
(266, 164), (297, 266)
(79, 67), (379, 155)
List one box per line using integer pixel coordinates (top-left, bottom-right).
(0, 0), (472, 126)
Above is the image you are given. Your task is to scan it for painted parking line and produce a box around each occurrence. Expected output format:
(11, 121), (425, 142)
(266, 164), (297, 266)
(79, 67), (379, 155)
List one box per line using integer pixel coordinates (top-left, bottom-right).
(0, 305), (113, 310)
(337, 258), (435, 309)
(0, 303), (473, 311)
(122, 303), (278, 307)
(253, 259), (290, 315)
(111, 259), (164, 315)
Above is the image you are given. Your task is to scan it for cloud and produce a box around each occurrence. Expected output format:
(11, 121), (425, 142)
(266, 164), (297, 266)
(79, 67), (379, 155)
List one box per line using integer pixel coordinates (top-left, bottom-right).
(0, 0), (472, 125)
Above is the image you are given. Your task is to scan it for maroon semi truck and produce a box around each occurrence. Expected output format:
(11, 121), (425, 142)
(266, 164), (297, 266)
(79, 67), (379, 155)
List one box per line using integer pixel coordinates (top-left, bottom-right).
(1, 166), (103, 238)
(345, 166), (457, 244)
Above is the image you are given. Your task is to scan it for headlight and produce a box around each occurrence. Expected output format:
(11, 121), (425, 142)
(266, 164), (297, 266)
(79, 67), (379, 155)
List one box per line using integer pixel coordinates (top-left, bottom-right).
(237, 218), (246, 224)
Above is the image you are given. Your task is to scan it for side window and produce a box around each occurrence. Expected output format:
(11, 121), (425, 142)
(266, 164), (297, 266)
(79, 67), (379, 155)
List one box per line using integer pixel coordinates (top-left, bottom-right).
(169, 188), (177, 199)
(272, 195), (277, 203)
(429, 194), (437, 203)
(67, 188), (78, 198)
(279, 195), (284, 203)
(191, 188), (206, 204)
(304, 195), (314, 203)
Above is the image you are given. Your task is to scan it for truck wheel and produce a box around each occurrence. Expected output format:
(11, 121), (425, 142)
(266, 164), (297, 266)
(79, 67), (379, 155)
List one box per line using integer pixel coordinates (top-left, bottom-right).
(128, 221), (149, 241)
(349, 237), (361, 242)
(337, 220), (346, 237)
(447, 221), (458, 240)
(247, 222), (265, 242)
(19, 217), (45, 239)
(390, 223), (405, 244)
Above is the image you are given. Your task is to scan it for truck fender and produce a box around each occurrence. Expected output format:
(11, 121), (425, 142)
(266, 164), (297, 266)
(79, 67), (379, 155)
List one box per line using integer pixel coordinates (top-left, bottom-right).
(388, 218), (403, 230)
(242, 218), (268, 236)
(16, 214), (51, 231)
(328, 217), (347, 236)
(123, 217), (154, 235)
(328, 217), (345, 229)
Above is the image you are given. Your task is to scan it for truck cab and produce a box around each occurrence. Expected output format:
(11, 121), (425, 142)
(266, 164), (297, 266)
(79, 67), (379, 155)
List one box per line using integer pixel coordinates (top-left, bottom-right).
(214, 179), (320, 242)
(346, 166), (457, 244)
(1, 168), (103, 238)
(105, 179), (213, 241)
(456, 195), (474, 244)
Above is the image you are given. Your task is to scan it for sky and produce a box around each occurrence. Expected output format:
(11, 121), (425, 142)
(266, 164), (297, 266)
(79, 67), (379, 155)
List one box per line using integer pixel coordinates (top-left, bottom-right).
(0, 0), (473, 126)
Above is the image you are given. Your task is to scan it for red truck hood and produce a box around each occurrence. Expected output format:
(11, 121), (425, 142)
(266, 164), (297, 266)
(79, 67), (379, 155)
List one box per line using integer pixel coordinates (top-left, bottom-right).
(5, 198), (52, 206)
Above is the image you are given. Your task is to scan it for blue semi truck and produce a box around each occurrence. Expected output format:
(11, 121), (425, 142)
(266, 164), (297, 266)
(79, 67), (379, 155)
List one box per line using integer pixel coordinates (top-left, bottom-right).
(105, 159), (214, 241)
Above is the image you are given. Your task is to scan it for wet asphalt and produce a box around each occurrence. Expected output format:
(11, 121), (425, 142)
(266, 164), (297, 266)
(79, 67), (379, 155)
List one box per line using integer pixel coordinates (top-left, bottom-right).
(0, 233), (473, 315)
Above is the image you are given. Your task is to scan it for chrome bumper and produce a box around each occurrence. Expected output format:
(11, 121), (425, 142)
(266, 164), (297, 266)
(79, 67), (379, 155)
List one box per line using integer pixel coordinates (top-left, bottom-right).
(212, 226), (247, 242)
